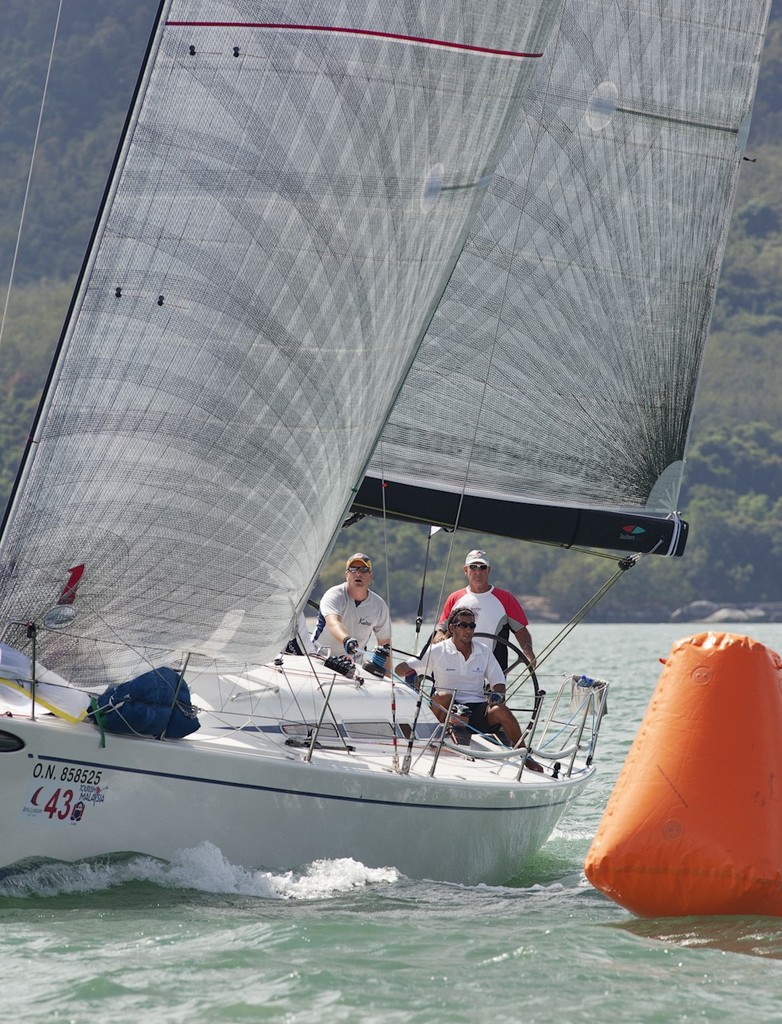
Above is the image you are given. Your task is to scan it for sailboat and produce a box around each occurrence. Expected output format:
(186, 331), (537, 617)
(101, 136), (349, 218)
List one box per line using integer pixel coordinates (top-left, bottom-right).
(0, 1), (770, 884)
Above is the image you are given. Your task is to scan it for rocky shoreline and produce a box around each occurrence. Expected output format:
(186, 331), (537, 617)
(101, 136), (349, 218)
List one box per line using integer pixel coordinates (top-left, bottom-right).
(519, 597), (782, 625)
(398, 598), (782, 627)
(669, 600), (782, 624)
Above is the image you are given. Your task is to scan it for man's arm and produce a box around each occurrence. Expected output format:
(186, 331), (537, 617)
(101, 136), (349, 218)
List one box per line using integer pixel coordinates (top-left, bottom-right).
(493, 589), (535, 668)
(484, 649), (507, 690)
(324, 612), (359, 654)
(395, 655), (424, 689)
(513, 625), (536, 668)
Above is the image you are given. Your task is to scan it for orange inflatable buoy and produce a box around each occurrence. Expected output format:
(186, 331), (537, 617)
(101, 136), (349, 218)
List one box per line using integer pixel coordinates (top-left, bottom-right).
(584, 632), (782, 917)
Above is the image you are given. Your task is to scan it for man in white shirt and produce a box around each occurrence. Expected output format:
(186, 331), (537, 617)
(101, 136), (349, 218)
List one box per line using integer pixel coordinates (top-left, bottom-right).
(396, 607), (542, 770)
(312, 552), (392, 674)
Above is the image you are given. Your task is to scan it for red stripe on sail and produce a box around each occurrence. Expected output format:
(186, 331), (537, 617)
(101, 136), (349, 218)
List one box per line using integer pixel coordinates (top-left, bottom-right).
(165, 22), (543, 60)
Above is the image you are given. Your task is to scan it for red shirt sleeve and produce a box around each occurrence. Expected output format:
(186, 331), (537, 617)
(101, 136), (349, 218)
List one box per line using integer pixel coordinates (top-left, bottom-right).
(493, 588), (528, 629)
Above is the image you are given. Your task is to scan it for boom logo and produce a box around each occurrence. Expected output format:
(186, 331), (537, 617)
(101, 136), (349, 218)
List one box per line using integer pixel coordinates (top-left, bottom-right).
(621, 525), (646, 537)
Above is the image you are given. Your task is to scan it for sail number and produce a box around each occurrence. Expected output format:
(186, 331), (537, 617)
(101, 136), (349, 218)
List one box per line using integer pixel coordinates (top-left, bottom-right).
(43, 788), (76, 820)
(26, 765), (106, 823)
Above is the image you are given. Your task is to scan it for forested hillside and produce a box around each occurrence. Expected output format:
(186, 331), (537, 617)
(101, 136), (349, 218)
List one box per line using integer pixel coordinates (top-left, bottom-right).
(1, 2), (781, 623)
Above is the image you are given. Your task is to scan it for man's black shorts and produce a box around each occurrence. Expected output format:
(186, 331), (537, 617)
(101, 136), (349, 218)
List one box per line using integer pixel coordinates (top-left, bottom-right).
(461, 700), (490, 733)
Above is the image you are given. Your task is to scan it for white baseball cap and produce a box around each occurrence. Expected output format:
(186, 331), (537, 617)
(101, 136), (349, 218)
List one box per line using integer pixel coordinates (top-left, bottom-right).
(464, 549), (490, 567)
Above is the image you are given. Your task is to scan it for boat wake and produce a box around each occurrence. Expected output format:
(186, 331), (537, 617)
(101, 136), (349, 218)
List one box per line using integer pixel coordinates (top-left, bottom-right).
(0, 842), (400, 901)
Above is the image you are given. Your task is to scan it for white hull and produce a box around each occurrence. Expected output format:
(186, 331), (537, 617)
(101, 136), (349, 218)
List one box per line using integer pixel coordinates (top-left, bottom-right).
(0, 659), (598, 884)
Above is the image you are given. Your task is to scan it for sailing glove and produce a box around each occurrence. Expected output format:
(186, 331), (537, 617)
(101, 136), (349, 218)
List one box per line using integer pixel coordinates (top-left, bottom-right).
(488, 692), (505, 706)
(344, 637), (359, 656)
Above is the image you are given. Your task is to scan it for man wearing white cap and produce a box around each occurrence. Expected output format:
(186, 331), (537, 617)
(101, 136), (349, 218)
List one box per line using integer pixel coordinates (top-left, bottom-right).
(433, 549), (535, 671)
(312, 553), (392, 673)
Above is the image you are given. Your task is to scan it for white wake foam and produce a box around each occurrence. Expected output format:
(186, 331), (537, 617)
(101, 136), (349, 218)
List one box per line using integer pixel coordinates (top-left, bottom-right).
(0, 842), (399, 900)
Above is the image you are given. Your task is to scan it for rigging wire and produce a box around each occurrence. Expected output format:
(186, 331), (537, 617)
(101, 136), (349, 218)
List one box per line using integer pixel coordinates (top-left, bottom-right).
(413, 525), (440, 656)
(0, 0), (64, 352)
(374, 440), (400, 770)
(505, 555), (638, 700)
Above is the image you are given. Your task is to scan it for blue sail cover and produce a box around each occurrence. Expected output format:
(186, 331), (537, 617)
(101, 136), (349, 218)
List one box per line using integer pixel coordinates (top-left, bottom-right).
(0, 1), (563, 686)
(89, 666), (200, 738)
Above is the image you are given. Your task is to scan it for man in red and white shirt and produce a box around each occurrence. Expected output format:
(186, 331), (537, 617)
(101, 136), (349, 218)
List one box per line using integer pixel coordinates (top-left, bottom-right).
(433, 549), (535, 672)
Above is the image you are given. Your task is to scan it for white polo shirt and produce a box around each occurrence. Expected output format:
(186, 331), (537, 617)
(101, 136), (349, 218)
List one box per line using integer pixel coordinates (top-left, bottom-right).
(404, 638), (504, 703)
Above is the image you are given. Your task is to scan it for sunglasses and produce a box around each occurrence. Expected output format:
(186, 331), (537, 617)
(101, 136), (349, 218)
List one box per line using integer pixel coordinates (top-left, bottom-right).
(347, 566), (371, 574)
(453, 621), (476, 629)
(467, 564), (488, 570)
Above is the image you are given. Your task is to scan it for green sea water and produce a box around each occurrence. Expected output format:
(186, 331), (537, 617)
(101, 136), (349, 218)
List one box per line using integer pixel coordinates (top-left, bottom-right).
(3, 623), (782, 1023)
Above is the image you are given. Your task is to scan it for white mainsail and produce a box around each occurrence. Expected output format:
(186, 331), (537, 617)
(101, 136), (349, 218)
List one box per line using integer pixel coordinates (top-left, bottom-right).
(0, 1), (562, 685)
(358, 0), (772, 555)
